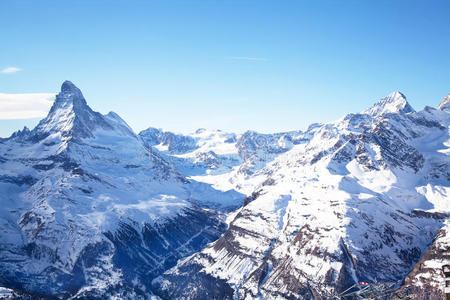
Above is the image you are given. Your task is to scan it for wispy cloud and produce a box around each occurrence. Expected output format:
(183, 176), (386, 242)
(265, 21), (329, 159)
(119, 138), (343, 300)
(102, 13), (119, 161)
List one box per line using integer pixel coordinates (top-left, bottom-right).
(0, 67), (22, 74)
(0, 93), (55, 119)
(229, 56), (267, 61)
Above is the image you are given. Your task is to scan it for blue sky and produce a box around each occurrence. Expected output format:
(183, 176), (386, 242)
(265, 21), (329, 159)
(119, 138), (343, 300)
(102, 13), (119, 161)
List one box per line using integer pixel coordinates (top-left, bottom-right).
(1, 0), (449, 137)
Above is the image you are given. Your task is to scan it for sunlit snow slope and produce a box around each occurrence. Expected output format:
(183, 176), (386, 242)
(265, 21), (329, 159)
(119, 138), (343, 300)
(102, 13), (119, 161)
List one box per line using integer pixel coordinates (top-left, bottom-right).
(150, 92), (450, 299)
(1, 84), (448, 299)
(0, 81), (241, 299)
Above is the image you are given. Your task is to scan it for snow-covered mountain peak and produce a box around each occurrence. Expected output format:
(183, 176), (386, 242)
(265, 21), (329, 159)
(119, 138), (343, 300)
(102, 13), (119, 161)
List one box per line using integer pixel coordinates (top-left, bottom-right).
(54, 80), (89, 110)
(1, 83), (449, 298)
(363, 91), (415, 116)
(0, 81), (245, 298)
(32, 81), (116, 140)
(61, 80), (82, 94)
(438, 94), (450, 112)
(8, 126), (31, 139)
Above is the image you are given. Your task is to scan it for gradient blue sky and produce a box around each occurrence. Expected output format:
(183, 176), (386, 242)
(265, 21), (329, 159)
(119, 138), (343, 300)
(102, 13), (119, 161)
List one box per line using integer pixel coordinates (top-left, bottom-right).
(1, 0), (449, 137)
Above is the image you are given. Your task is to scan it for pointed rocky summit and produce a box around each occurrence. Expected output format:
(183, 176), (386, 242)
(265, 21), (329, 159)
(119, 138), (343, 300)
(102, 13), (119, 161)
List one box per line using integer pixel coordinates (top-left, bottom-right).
(363, 91), (415, 117)
(438, 94), (450, 112)
(32, 81), (112, 140)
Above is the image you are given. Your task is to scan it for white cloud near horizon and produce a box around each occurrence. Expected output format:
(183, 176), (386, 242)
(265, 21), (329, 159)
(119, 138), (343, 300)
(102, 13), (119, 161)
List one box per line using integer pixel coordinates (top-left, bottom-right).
(0, 67), (22, 74)
(0, 93), (55, 119)
(229, 56), (267, 61)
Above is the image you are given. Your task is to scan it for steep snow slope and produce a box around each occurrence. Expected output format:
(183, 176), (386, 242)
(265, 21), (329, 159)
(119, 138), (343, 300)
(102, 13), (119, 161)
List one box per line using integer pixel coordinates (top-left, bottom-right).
(152, 92), (450, 299)
(0, 81), (241, 298)
(363, 91), (415, 116)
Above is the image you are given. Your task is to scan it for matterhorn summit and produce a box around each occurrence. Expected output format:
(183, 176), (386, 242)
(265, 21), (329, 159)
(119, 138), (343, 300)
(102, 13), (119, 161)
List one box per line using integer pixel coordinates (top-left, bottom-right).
(33, 80), (118, 140)
(60, 80), (85, 100)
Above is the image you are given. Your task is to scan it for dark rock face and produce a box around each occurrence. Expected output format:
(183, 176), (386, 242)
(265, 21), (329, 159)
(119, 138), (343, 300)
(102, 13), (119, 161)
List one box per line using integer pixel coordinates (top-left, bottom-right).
(104, 208), (226, 283)
(369, 122), (424, 172)
(139, 127), (161, 146)
(307, 114), (427, 174)
(0, 175), (37, 186)
(1, 209), (226, 299)
(397, 221), (450, 299)
(152, 260), (235, 300)
(153, 208), (446, 299)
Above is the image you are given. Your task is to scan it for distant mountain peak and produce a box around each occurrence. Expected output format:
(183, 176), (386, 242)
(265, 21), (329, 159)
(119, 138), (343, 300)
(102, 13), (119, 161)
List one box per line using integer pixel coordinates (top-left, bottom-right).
(389, 90), (407, 100)
(363, 91), (415, 116)
(8, 126), (31, 140)
(438, 94), (450, 112)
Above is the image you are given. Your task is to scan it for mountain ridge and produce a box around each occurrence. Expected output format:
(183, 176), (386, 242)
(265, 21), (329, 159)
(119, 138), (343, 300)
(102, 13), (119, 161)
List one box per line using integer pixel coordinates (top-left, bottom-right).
(143, 90), (449, 299)
(0, 81), (241, 299)
(0, 81), (448, 299)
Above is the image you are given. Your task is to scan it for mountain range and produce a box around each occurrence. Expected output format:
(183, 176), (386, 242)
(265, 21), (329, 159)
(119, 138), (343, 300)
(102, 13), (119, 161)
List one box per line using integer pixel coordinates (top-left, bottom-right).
(0, 82), (448, 299)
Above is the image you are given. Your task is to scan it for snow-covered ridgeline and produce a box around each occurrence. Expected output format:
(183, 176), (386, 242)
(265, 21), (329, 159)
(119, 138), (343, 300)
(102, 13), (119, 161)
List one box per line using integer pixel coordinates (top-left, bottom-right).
(0, 81), (241, 298)
(150, 92), (450, 299)
(0, 82), (448, 299)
